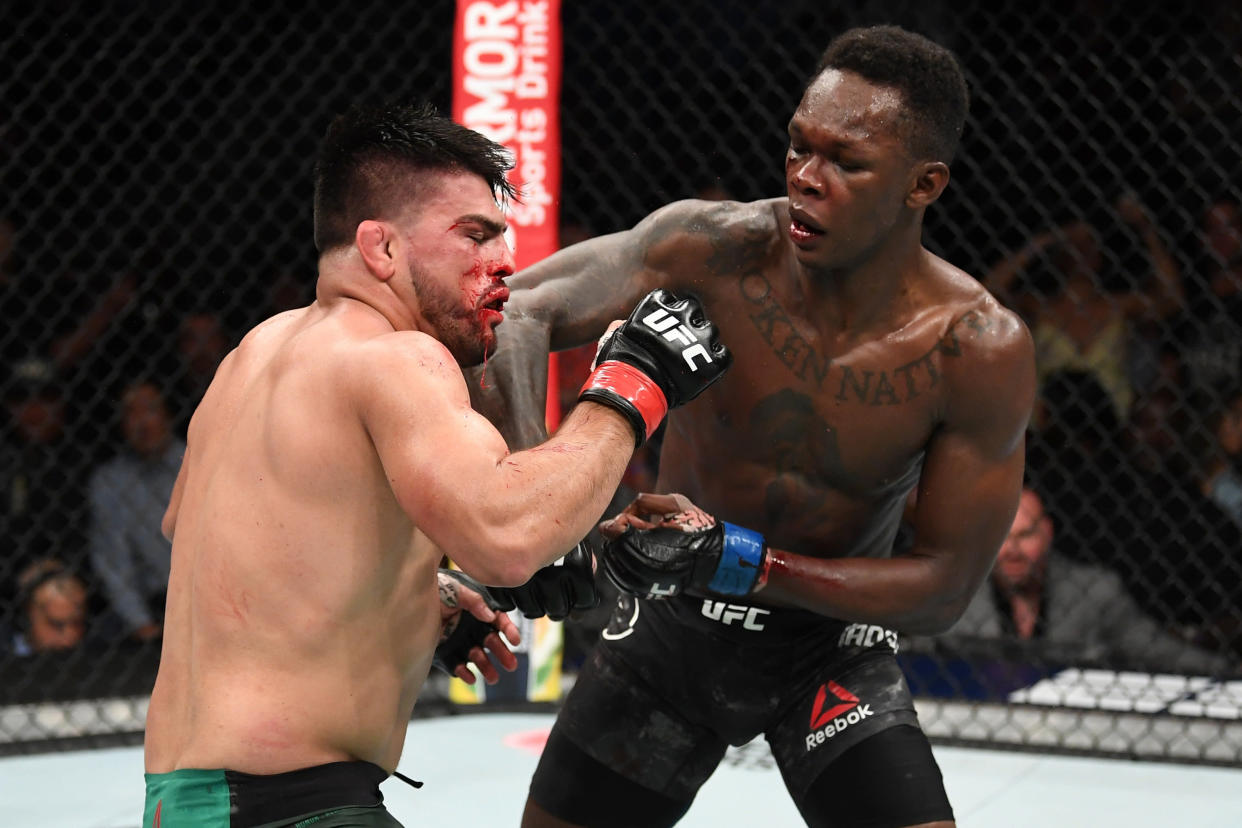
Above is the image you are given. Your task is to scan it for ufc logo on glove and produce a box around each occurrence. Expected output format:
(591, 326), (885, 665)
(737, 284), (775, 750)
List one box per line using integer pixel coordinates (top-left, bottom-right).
(641, 308), (715, 371)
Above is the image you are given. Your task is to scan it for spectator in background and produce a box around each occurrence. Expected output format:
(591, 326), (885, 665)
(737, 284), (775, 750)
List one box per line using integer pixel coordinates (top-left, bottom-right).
(916, 487), (1235, 676)
(0, 375), (90, 578)
(168, 311), (231, 437)
(1093, 383), (1242, 658)
(984, 193), (1183, 423)
(0, 212), (140, 435)
(1025, 368), (1122, 553)
(6, 558), (88, 656)
(0, 215), (15, 284)
(1178, 198), (1242, 397)
(1029, 367), (1242, 653)
(1201, 385), (1242, 525)
(87, 379), (183, 642)
(1172, 385), (1242, 656)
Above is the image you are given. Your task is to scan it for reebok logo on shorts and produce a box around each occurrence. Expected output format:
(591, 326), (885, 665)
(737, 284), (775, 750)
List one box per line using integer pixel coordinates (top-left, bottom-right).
(805, 680), (873, 751)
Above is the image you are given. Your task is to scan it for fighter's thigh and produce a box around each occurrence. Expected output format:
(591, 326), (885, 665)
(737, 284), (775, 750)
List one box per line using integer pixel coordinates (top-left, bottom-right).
(524, 726), (697, 828)
(526, 647), (727, 827)
(766, 651), (926, 806)
(792, 725), (954, 828)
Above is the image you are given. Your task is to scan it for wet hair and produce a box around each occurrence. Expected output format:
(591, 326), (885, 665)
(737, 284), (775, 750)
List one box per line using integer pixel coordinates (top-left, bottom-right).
(313, 101), (516, 253)
(813, 25), (969, 163)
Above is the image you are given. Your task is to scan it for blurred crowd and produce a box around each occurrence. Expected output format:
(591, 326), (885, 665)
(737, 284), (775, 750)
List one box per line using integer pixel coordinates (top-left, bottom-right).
(0, 218), (313, 664)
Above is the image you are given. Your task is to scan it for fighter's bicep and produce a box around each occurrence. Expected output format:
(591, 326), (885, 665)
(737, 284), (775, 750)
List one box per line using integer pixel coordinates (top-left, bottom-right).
(506, 200), (716, 348)
(908, 315), (1035, 603)
(911, 426), (1026, 600)
(357, 341), (509, 529)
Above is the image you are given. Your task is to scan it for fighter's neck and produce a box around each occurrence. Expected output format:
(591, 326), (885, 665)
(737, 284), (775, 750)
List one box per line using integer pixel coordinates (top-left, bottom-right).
(315, 255), (422, 334)
(791, 229), (928, 335)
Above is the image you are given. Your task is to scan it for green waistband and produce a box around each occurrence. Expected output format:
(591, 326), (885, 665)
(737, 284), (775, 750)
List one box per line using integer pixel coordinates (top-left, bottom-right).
(144, 768), (230, 828)
(142, 764), (398, 827)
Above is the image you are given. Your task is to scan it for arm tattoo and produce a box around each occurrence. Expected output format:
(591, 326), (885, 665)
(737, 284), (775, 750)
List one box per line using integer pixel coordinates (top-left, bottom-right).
(438, 577), (461, 643)
(438, 577), (459, 609)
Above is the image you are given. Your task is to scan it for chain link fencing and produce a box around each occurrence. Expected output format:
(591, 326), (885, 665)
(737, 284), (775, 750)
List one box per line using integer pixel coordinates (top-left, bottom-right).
(2, 1), (1240, 763)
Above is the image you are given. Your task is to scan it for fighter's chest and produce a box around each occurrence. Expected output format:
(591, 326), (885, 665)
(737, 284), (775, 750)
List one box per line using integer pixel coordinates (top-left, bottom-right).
(703, 311), (950, 493)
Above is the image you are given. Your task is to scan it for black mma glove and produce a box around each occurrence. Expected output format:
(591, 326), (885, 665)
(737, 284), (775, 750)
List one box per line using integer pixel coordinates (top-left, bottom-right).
(603, 521), (770, 600)
(438, 542), (598, 623)
(579, 289), (731, 446)
(488, 541), (599, 621)
(433, 569), (506, 676)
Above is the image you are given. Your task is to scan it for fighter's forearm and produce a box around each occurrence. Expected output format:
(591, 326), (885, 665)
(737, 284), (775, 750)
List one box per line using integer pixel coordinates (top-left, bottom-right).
(474, 234), (648, 448)
(757, 548), (974, 636)
(504, 229), (654, 350)
(456, 402), (634, 586)
(471, 315), (553, 450)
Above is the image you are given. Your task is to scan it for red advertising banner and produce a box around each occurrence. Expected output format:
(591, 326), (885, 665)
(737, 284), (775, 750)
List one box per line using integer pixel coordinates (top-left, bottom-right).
(453, 0), (563, 430)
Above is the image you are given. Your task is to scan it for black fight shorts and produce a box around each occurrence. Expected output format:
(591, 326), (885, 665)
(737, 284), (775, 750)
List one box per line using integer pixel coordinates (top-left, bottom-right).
(531, 593), (950, 824)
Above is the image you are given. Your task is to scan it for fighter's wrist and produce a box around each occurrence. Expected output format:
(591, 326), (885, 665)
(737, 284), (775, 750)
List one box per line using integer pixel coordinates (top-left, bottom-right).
(705, 522), (769, 596)
(579, 360), (670, 446)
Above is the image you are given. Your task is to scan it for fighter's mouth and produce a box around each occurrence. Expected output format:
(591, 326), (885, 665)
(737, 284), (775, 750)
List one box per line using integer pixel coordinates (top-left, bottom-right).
(479, 287), (510, 315)
(788, 206), (825, 237)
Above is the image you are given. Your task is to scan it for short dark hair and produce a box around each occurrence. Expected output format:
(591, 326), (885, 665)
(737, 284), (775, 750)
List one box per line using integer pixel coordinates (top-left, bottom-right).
(814, 25), (969, 164)
(313, 101), (516, 253)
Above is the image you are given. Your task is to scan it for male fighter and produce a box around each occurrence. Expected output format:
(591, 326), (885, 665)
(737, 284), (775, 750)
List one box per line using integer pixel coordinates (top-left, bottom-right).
(485, 25), (1036, 828)
(142, 102), (728, 827)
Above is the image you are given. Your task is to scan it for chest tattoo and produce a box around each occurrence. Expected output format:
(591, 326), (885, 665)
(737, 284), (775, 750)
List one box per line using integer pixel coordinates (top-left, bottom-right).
(737, 268), (994, 406)
(750, 389), (846, 525)
(738, 271), (832, 387)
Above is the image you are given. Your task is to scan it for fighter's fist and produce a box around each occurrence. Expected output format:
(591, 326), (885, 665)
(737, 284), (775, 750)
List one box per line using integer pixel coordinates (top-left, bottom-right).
(579, 289), (730, 445)
(598, 493), (770, 599)
(489, 541), (599, 621)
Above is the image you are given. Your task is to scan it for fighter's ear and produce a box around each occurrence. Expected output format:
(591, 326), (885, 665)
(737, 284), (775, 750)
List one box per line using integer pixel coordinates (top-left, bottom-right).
(355, 220), (397, 282)
(906, 161), (950, 210)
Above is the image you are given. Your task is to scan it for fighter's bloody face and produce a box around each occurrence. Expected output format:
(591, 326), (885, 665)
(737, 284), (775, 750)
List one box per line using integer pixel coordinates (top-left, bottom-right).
(400, 171), (514, 367)
(785, 69), (915, 271)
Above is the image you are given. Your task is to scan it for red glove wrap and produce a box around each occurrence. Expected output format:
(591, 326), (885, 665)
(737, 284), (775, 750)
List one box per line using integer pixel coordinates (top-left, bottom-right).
(580, 360), (669, 442)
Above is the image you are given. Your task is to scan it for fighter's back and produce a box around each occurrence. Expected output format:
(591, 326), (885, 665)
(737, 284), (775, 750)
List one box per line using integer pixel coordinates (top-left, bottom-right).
(146, 299), (441, 776)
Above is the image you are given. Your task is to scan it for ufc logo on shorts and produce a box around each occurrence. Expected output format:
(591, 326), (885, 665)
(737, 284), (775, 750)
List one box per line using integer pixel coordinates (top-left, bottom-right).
(642, 308), (714, 371)
(701, 600), (769, 630)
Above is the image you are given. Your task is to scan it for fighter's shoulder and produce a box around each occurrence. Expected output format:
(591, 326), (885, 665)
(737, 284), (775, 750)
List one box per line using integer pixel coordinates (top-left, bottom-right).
(931, 262), (1035, 424)
(638, 197), (782, 273)
(349, 330), (461, 387)
(930, 259), (1032, 361)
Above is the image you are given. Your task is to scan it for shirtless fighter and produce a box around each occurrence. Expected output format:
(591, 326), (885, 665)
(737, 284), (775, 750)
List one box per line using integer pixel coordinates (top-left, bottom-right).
(484, 25), (1036, 828)
(142, 102), (728, 827)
